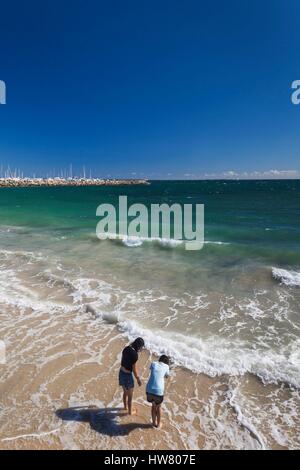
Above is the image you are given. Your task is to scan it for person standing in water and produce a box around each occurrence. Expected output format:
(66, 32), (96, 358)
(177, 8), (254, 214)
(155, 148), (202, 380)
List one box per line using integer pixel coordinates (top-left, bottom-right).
(146, 355), (170, 429)
(119, 337), (145, 415)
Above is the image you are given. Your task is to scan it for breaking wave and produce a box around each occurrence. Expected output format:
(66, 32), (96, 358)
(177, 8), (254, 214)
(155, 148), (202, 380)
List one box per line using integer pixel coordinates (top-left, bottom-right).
(272, 267), (300, 287)
(96, 233), (229, 248)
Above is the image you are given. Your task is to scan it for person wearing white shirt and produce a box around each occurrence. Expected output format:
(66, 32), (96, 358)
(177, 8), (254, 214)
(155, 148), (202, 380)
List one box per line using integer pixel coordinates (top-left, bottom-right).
(146, 355), (170, 429)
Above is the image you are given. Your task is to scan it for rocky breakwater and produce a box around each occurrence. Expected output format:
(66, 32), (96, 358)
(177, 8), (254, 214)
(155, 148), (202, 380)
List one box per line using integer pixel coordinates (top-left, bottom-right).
(0, 177), (150, 187)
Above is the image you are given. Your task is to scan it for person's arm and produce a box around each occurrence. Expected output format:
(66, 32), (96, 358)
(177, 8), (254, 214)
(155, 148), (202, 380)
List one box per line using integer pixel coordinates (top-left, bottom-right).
(132, 362), (142, 386)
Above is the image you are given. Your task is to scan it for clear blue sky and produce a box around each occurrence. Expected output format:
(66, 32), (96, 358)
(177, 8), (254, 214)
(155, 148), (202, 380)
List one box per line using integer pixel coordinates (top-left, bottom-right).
(0, 0), (300, 178)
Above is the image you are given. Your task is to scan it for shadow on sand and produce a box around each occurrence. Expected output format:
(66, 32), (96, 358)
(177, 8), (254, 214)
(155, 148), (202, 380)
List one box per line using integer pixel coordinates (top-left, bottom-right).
(56, 406), (153, 437)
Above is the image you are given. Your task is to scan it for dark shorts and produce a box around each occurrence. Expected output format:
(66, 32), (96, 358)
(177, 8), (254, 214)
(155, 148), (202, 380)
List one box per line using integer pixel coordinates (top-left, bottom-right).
(119, 369), (134, 390)
(147, 392), (164, 405)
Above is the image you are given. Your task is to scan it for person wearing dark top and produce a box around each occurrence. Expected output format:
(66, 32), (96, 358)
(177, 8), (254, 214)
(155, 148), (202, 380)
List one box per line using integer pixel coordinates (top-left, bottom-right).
(119, 337), (144, 415)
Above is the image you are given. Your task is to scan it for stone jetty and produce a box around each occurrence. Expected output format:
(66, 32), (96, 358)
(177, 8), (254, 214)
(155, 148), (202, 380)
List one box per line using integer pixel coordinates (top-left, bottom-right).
(0, 177), (150, 188)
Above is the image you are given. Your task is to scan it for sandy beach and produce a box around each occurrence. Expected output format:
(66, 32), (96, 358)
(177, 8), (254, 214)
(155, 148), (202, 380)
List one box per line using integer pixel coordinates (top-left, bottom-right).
(0, 334), (258, 450)
(0, 330), (210, 450)
(0, 321), (297, 450)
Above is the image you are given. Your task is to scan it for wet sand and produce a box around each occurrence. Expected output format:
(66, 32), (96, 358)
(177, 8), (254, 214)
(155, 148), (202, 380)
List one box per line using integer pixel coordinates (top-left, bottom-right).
(0, 327), (208, 450)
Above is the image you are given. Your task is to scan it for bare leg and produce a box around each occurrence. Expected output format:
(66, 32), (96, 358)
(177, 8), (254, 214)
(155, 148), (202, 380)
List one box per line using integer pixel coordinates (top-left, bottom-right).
(151, 404), (156, 426)
(127, 388), (136, 415)
(156, 405), (162, 429)
(122, 387), (128, 410)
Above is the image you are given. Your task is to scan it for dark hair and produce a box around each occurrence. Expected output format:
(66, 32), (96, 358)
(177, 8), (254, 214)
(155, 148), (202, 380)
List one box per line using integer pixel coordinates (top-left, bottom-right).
(159, 355), (170, 365)
(131, 337), (145, 352)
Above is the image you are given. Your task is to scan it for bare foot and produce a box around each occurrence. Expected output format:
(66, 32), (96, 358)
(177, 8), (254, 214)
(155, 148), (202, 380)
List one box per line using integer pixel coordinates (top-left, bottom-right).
(129, 408), (137, 416)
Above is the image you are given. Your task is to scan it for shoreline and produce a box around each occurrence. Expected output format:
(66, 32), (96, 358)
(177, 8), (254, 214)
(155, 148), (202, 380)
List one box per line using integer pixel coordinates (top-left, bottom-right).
(0, 267), (296, 449)
(0, 327), (253, 450)
(0, 177), (150, 188)
(0, 325), (287, 450)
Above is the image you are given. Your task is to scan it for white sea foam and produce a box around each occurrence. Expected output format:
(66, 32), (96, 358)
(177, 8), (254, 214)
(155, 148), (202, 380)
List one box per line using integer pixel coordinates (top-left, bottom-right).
(101, 233), (184, 248)
(96, 232), (229, 248)
(122, 235), (183, 248)
(1, 248), (299, 394)
(0, 248), (44, 261)
(116, 318), (300, 388)
(1, 428), (62, 442)
(122, 237), (143, 247)
(7, 259), (297, 389)
(272, 268), (300, 287)
(227, 387), (266, 449)
(0, 269), (75, 314)
(204, 240), (230, 245)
